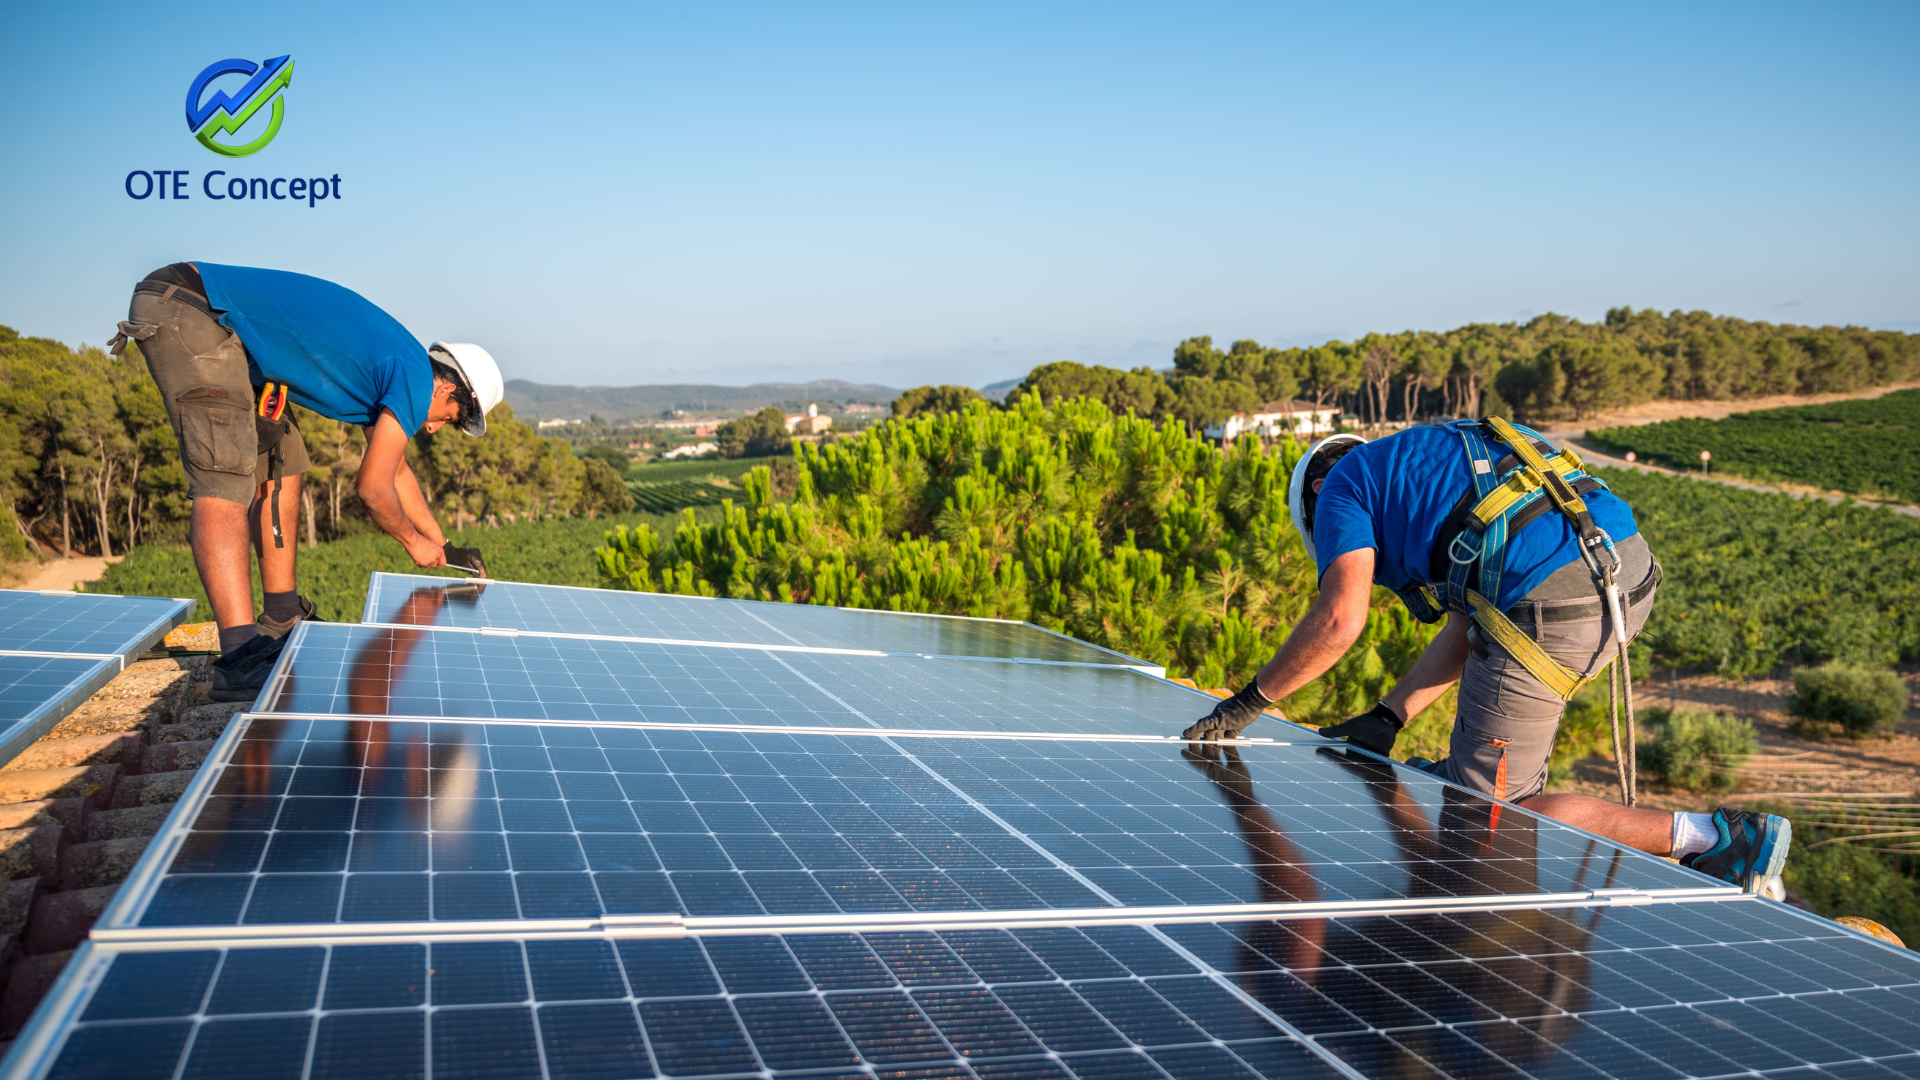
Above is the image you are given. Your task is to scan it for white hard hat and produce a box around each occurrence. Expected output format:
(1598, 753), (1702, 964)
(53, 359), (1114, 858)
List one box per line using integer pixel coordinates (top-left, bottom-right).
(428, 341), (504, 437)
(1287, 433), (1366, 563)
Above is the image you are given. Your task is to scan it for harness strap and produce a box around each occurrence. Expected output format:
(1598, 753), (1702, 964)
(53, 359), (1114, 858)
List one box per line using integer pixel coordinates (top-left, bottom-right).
(1465, 591), (1594, 701)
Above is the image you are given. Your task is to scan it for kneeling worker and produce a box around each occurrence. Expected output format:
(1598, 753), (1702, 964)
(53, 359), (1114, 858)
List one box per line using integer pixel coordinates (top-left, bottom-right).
(1183, 419), (1792, 893)
(109, 263), (501, 701)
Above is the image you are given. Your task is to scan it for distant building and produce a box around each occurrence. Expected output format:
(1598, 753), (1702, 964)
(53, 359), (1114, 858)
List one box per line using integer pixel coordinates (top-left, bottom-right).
(1204, 400), (1339, 442)
(784, 403), (832, 435)
(659, 441), (718, 460)
(538, 418), (585, 429)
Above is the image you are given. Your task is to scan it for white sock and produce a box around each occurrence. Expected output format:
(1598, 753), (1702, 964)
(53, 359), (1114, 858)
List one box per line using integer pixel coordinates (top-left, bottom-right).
(1671, 812), (1719, 860)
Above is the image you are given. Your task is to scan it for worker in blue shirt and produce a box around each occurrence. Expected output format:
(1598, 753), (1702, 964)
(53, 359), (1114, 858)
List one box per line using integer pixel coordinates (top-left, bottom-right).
(110, 263), (504, 701)
(1183, 424), (1792, 896)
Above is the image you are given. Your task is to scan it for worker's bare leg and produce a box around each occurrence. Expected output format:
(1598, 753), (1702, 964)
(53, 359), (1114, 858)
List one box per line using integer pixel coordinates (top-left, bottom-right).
(190, 497), (256, 631)
(1518, 792), (1674, 855)
(249, 475), (301, 595)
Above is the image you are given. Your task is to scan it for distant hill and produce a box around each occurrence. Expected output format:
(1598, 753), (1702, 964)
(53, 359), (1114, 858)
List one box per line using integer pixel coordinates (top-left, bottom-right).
(504, 379), (901, 422)
(979, 378), (1022, 403)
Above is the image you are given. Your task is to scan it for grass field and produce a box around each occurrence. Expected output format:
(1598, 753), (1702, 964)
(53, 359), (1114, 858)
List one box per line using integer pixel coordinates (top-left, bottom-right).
(1590, 388), (1920, 504)
(89, 507), (720, 623)
(626, 455), (776, 482)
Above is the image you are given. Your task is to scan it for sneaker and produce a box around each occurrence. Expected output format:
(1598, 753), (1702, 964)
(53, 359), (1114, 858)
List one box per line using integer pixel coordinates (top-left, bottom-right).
(208, 633), (288, 703)
(257, 594), (324, 639)
(1681, 807), (1792, 894)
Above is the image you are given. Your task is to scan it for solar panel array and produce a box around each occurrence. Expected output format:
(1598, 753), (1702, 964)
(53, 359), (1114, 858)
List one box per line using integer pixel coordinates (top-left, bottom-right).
(0, 589), (192, 766)
(9, 575), (1920, 1080)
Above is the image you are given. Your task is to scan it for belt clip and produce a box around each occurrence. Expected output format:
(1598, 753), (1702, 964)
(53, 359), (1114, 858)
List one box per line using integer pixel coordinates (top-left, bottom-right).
(257, 382), (289, 422)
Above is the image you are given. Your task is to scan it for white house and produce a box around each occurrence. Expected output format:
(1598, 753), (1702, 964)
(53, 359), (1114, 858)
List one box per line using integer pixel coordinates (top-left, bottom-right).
(784, 403), (832, 435)
(659, 441), (719, 460)
(1204, 400), (1339, 442)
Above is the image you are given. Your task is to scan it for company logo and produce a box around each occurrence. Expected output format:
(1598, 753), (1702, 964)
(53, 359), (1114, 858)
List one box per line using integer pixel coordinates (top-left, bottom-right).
(185, 56), (295, 157)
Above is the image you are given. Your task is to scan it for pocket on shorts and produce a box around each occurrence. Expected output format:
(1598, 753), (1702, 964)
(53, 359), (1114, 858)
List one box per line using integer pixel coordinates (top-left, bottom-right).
(176, 387), (255, 474)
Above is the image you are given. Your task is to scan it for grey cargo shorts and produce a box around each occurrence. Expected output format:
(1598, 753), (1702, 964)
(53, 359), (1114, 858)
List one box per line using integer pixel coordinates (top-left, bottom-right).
(1440, 555), (1658, 802)
(120, 286), (310, 506)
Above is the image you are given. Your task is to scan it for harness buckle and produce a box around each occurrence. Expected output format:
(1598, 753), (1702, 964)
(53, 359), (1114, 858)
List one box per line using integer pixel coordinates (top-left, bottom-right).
(1448, 532), (1481, 566)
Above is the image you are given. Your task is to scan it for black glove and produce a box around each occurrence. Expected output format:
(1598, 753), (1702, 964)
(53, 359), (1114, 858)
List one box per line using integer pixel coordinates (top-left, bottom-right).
(1316, 701), (1405, 756)
(1182, 683), (1274, 741)
(444, 542), (487, 577)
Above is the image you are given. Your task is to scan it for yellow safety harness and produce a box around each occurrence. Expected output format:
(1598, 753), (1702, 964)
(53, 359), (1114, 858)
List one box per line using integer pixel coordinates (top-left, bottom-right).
(1398, 417), (1640, 805)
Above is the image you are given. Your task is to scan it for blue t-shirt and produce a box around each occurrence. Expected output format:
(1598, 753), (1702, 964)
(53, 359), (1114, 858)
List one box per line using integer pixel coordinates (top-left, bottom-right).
(1311, 425), (1639, 610)
(198, 264), (433, 434)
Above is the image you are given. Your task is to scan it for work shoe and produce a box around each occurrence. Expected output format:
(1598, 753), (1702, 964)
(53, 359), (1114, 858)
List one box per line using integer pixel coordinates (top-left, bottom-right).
(1681, 807), (1792, 894)
(207, 633), (288, 703)
(257, 594), (324, 639)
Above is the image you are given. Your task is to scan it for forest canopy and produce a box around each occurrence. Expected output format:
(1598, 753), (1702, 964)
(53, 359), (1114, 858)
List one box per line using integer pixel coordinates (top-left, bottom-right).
(908, 309), (1920, 429)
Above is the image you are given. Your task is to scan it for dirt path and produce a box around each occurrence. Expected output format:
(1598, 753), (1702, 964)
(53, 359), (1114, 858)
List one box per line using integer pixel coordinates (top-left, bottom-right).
(12, 556), (123, 593)
(1534, 381), (1920, 519)
(1541, 380), (1920, 434)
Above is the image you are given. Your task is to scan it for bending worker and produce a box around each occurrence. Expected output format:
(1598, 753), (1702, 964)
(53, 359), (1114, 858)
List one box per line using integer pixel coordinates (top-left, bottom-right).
(1183, 419), (1792, 894)
(109, 263), (501, 701)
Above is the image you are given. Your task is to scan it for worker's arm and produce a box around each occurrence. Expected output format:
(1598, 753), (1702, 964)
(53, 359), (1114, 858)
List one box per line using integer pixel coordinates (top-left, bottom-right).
(1250, 547), (1376, 701)
(393, 454), (447, 549)
(1382, 611), (1470, 722)
(1183, 548), (1374, 739)
(358, 409), (447, 568)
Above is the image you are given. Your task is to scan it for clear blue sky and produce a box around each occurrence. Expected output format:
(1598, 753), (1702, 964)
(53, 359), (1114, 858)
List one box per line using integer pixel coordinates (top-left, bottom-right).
(2, 1), (1914, 388)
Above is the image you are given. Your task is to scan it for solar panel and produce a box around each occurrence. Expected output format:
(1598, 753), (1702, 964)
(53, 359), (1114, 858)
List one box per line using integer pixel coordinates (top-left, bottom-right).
(105, 718), (1720, 934)
(28, 900), (1920, 1080)
(9, 577), (1910, 1080)
(261, 622), (1183, 736)
(362, 572), (1157, 671)
(0, 589), (191, 658)
(0, 654), (119, 761)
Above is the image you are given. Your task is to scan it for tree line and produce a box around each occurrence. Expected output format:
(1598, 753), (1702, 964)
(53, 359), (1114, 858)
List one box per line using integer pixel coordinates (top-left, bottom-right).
(0, 325), (629, 563)
(897, 309), (1920, 428)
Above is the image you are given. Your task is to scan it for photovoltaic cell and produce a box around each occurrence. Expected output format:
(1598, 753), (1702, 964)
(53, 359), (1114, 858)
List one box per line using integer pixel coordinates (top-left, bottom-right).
(0, 589), (189, 658)
(362, 572), (1153, 668)
(908, 737), (1723, 902)
(1159, 900), (1920, 1078)
(0, 654), (118, 755)
(120, 720), (1114, 928)
(36, 925), (1347, 1080)
(263, 622), (1190, 736)
(115, 722), (1718, 932)
(35, 901), (1920, 1080)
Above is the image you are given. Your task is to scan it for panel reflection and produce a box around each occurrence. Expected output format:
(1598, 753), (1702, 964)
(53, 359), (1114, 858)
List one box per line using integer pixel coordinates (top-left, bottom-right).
(265, 618), (1183, 735)
(915, 738), (1712, 905)
(362, 573), (1141, 665)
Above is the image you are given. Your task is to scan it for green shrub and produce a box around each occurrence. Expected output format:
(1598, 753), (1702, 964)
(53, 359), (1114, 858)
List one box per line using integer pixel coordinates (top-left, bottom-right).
(1788, 662), (1911, 738)
(1635, 707), (1757, 791)
(1780, 830), (1920, 949)
(595, 397), (1444, 722)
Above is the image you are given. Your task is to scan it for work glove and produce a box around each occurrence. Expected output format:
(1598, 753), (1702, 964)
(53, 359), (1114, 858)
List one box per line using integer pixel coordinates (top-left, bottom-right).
(1316, 701), (1405, 757)
(1181, 683), (1275, 741)
(444, 542), (488, 577)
